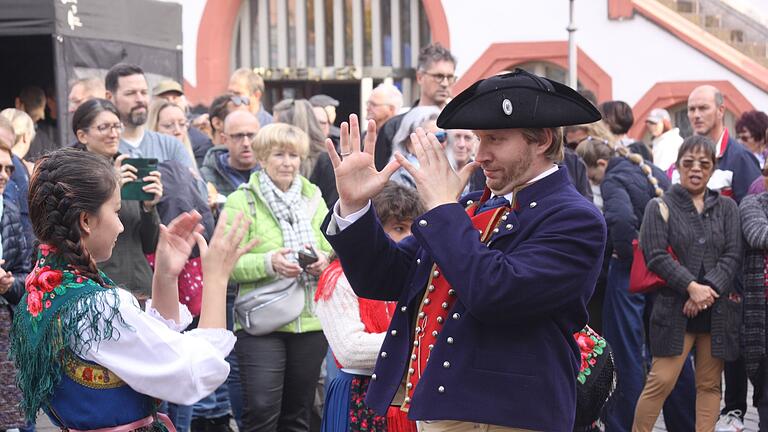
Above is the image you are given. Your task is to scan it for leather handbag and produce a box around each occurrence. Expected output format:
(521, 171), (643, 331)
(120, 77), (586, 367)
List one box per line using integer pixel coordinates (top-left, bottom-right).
(234, 277), (305, 335)
(629, 198), (677, 294)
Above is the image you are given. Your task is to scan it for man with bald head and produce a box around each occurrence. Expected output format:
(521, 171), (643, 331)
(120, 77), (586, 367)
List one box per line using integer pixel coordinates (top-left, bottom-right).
(687, 84), (760, 203)
(201, 110), (261, 199)
(366, 83), (403, 129)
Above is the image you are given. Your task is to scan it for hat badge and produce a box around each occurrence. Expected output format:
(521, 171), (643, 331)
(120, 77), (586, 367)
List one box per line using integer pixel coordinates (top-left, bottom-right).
(502, 98), (513, 116)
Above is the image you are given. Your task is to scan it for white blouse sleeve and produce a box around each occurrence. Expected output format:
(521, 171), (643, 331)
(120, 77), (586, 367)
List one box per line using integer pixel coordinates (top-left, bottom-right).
(315, 274), (386, 372)
(144, 298), (194, 332)
(80, 288), (235, 405)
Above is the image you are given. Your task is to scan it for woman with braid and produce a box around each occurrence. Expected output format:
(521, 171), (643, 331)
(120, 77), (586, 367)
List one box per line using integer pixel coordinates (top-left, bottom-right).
(10, 149), (258, 431)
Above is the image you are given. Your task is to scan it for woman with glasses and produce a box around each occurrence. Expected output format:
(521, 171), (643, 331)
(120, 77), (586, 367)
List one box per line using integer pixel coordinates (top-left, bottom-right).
(71, 99), (163, 302)
(633, 136), (742, 431)
(576, 135), (671, 431)
(389, 106), (443, 189)
(148, 99), (197, 171)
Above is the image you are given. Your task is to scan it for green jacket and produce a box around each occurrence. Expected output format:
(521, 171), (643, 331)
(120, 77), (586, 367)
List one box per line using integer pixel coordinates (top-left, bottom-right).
(224, 171), (332, 333)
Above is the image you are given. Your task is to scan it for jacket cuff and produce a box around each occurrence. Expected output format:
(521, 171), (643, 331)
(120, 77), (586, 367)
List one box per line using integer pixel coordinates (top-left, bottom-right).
(264, 251), (277, 278)
(667, 269), (695, 296)
(703, 270), (728, 294)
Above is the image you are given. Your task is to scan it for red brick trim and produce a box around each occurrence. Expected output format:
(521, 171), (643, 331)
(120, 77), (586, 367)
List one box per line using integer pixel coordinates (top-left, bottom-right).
(610, 0), (768, 93)
(422, 0), (450, 49)
(453, 41), (613, 102)
(608, 0), (634, 19)
(184, 0), (242, 105)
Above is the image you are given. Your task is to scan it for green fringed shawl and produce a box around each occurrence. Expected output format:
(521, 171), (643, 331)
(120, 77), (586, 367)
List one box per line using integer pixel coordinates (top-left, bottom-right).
(9, 246), (127, 422)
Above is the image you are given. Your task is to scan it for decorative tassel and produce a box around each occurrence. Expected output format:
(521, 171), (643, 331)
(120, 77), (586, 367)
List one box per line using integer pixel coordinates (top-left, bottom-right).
(10, 287), (126, 422)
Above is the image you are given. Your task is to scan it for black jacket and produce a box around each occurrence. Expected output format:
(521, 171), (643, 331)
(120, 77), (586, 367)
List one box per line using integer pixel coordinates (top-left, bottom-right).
(1, 200), (34, 306)
(601, 156), (671, 261)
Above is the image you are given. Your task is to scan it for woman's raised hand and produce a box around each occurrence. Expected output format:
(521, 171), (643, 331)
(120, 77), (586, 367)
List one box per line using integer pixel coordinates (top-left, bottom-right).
(197, 210), (260, 283)
(154, 211), (205, 279)
(326, 114), (400, 217)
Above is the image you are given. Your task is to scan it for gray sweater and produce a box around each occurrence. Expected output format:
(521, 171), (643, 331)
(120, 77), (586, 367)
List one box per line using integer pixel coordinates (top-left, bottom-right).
(640, 184), (742, 359)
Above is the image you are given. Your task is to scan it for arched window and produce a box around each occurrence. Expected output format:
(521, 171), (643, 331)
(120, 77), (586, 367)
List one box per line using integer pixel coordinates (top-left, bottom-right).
(231, 0), (433, 115)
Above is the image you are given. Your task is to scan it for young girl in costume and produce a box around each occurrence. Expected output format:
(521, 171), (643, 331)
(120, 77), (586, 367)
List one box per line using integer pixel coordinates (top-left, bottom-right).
(315, 182), (420, 432)
(11, 148), (257, 431)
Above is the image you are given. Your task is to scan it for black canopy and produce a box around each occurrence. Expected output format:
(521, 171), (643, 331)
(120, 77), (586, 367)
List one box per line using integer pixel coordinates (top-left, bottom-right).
(0, 0), (182, 145)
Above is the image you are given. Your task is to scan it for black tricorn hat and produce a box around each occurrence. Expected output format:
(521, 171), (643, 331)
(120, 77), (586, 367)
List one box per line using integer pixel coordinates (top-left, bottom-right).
(437, 68), (601, 130)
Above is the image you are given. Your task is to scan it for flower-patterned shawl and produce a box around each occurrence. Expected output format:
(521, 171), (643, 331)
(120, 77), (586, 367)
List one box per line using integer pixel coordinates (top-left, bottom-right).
(10, 245), (125, 422)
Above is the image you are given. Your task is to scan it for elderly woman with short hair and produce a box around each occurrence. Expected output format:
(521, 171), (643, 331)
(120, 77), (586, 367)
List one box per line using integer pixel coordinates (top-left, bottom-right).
(223, 122), (332, 432)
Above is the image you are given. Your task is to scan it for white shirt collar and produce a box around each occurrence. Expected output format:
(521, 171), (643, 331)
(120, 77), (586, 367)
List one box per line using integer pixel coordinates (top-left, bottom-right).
(496, 164), (559, 202)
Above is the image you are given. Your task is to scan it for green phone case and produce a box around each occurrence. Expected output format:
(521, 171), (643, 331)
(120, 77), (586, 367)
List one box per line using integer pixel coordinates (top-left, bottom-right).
(120, 158), (158, 201)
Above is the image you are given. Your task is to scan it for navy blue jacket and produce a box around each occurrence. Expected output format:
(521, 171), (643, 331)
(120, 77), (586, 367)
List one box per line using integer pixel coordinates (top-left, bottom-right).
(323, 168), (607, 431)
(601, 157), (671, 262)
(718, 134), (761, 204)
(4, 155), (33, 243)
(1, 199), (34, 306)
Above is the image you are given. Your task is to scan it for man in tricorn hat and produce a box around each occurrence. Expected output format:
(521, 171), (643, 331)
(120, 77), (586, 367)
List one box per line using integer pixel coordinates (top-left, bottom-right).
(320, 69), (608, 431)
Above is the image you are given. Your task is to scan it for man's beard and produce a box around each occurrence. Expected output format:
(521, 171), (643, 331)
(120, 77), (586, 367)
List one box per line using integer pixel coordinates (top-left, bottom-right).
(125, 106), (147, 127)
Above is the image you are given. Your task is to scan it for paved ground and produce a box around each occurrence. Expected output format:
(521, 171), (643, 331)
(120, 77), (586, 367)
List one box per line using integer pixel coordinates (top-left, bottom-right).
(27, 390), (762, 432)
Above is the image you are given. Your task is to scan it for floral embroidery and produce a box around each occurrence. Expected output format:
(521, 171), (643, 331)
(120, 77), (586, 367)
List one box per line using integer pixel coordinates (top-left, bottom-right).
(574, 326), (607, 385)
(349, 376), (386, 431)
(23, 245), (87, 326)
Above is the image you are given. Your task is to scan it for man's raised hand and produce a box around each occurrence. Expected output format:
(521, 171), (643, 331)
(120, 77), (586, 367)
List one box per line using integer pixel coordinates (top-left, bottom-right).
(394, 128), (478, 210)
(326, 114), (400, 217)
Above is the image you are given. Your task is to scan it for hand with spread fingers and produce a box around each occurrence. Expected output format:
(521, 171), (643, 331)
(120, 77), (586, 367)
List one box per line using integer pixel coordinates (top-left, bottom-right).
(326, 114), (401, 217)
(394, 128), (479, 210)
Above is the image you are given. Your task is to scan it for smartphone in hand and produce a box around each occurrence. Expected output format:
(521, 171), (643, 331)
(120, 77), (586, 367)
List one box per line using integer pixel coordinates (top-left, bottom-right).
(297, 246), (319, 270)
(121, 158), (158, 201)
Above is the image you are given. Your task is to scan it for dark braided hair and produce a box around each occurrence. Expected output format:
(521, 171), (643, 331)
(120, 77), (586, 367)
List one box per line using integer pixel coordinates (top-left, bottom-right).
(28, 148), (119, 286)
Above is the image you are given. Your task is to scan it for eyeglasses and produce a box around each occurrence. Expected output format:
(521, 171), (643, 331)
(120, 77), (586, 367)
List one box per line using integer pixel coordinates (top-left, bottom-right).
(0, 163), (15, 176)
(422, 72), (457, 84)
(230, 95), (250, 106)
(434, 130), (448, 143)
(580, 136), (610, 145)
(679, 159), (713, 170)
(366, 100), (390, 108)
(159, 121), (190, 131)
(227, 132), (257, 142)
(88, 122), (124, 135)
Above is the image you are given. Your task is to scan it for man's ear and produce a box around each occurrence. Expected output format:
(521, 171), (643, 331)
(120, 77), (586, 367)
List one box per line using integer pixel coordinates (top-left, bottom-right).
(105, 90), (114, 102)
(14, 97), (24, 111)
(597, 159), (609, 169)
(79, 212), (92, 236)
(212, 117), (224, 136)
(535, 129), (554, 156)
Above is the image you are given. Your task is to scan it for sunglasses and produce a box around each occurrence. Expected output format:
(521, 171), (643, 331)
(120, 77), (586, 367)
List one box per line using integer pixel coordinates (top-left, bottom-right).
(0, 163), (15, 176)
(434, 131), (448, 143)
(230, 95), (250, 106)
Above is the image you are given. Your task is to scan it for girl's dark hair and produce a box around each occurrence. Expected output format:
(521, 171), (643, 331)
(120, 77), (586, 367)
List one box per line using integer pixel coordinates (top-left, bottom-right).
(71, 98), (120, 137)
(372, 182), (426, 225)
(28, 148), (119, 286)
(675, 135), (717, 167)
(599, 100), (634, 135)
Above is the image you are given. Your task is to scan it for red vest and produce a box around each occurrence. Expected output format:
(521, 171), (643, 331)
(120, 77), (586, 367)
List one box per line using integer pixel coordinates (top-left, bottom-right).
(401, 195), (510, 410)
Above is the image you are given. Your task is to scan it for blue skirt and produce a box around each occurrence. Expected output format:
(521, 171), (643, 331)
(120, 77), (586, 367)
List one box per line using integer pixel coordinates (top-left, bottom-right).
(321, 371), (354, 432)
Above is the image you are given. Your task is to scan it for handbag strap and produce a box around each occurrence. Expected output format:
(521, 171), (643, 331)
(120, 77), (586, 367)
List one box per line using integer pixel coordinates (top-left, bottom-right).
(238, 181), (322, 221)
